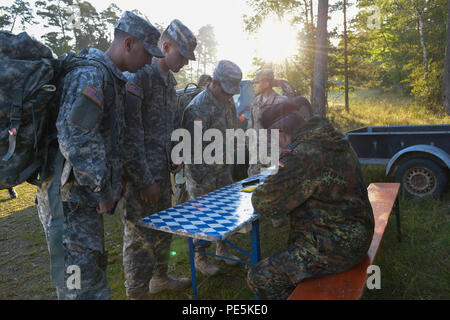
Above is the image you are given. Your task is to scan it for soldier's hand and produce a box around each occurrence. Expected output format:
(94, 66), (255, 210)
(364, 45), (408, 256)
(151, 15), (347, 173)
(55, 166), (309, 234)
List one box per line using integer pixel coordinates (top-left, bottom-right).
(97, 197), (114, 215)
(140, 183), (160, 204)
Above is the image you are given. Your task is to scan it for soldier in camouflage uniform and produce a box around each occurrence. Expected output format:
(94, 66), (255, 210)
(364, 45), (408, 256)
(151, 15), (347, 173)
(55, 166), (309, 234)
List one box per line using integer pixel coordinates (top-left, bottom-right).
(182, 60), (242, 276)
(246, 102), (375, 300)
(247, 69), (288, 228)
(122, 19), (197, 299)
(197, 74), (212, 88)
(247, 69), (287, 178)
(174, 74), (212, 206)
(36, 11), (163, 300)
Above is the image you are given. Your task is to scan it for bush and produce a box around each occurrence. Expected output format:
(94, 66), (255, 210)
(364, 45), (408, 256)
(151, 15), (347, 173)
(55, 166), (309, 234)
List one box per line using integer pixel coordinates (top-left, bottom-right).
(404, 60), (443, 112)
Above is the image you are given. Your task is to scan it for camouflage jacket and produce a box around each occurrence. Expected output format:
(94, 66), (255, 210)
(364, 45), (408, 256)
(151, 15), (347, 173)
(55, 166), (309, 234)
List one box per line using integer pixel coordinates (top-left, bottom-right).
(252, 117), (374, 261)
(247, 90), (286, 131)
(57, 48), (127, 205)
(123, 59), (179, 188)
(182, 87), (238, 184)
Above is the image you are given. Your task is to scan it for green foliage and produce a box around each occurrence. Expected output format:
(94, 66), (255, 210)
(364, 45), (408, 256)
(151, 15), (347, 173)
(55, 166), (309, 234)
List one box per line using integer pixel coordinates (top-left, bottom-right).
(245, 0), (449, 114)
(174, 25), (218, 89)
(404, 60), (444, 112)
(0, 0), (35, 32)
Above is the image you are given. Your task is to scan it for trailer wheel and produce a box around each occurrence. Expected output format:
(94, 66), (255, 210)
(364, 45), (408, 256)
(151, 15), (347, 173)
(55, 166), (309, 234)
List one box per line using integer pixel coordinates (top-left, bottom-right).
(395, 157), (448, 198)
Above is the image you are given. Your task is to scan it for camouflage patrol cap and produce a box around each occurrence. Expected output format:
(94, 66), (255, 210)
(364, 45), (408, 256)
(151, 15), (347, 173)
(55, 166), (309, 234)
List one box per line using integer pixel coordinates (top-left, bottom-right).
(254, 69), (274, 83)
(115, 11), (164, 58)
(166, 19), (197, 60)
(213, 60), (242, 95)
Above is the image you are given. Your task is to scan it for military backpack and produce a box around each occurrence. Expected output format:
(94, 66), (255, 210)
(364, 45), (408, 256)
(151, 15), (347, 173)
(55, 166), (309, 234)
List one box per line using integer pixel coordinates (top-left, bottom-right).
(0, 31), (110, 189)
(176, 82), (203, 122)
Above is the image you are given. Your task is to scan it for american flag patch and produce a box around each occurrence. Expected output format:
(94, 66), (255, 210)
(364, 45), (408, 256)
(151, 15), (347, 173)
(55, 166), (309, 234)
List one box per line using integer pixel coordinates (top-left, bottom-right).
(279, 161), (286, 168)
(83, 85), (103, 106)
(126, 83), (142, 97)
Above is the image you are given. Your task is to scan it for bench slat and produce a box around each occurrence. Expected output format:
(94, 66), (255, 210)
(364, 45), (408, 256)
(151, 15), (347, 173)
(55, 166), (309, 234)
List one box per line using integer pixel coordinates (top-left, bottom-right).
(288, 183), (400, 300)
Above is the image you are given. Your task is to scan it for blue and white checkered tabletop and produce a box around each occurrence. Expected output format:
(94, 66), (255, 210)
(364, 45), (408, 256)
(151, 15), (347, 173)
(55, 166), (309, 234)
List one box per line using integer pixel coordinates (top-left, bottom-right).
(141, 167), (275, 241)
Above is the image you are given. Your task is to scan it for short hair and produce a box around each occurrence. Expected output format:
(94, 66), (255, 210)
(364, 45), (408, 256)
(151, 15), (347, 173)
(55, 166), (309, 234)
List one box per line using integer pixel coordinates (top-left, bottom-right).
(113, 28), (138, 45)
(289, 96), (314, 120)
(260, 101), (305, 136)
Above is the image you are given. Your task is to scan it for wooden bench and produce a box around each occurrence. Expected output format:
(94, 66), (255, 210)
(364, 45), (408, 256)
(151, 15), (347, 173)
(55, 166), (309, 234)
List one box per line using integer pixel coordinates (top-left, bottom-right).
(288, 183), (401, 300)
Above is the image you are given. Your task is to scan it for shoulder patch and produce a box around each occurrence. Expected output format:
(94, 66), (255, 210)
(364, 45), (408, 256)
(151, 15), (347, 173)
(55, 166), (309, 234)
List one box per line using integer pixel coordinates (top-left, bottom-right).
(82, 85), (103, 106)
(126, 83), (142, 97)
(278, 161), (286, 168)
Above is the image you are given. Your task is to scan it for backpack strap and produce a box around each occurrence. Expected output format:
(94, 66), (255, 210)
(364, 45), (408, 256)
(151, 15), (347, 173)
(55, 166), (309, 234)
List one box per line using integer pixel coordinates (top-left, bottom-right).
(2, 89), (24, 162)
(45, 54), (116, 288)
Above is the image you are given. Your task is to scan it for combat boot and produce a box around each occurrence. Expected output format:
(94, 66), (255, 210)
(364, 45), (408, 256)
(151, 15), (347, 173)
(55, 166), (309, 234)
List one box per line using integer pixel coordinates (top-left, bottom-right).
(149, 274), (191, 294)
(215, 242), (239, 266)
(195, 253), (220, 276)
(126, 288), (150, 300)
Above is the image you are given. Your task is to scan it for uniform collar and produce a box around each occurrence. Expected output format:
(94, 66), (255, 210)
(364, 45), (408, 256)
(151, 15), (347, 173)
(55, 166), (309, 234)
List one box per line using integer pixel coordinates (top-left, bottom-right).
(151, 58), (177, 88)
(205, 87), (226, 111)
(257, 89), (280, 105)
(88, 48), (128, 83)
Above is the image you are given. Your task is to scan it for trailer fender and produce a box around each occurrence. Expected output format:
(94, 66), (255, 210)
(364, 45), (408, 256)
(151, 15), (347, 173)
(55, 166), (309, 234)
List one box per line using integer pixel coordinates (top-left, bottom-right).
(386, 145), (450, 176)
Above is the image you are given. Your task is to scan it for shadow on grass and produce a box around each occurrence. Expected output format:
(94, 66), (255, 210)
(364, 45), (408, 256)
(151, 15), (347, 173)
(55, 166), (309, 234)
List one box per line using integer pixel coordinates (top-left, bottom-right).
(0, 205), (55, 300)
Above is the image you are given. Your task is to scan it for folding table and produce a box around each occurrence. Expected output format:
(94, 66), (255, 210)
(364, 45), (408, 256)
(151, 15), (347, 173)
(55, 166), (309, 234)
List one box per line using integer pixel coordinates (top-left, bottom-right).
(140, 168), (275, 299)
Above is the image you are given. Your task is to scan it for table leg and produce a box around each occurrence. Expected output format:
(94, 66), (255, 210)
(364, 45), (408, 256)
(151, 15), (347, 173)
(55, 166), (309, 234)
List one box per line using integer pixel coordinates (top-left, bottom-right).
(188, 238), (197, 300)
(251, 220), (261, 300)
(251, 220), (260, 263)
(394, 197), (402, 242)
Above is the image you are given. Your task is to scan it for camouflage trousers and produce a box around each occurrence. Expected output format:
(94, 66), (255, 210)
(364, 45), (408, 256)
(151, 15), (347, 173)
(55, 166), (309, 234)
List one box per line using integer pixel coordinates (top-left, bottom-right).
(247, 243), (362, 300)
(123, 179), (173, 298)
(37, 186), (110, 300)
(175, 182), (189, 205)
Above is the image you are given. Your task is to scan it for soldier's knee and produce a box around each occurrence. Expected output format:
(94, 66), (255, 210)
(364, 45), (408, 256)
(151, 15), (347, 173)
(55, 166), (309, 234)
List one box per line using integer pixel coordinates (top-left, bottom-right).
(247, 260), (266, 289)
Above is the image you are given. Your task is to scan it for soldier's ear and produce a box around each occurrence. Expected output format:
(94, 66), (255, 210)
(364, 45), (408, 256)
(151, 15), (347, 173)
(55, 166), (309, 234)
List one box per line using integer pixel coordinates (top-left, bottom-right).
(161, 40), (171, 54)
(123, 36), (135, 53)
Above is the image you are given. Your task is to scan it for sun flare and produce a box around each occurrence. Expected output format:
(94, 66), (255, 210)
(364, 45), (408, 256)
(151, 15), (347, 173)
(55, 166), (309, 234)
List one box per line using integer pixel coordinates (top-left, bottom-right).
(254, 17), (299, 63)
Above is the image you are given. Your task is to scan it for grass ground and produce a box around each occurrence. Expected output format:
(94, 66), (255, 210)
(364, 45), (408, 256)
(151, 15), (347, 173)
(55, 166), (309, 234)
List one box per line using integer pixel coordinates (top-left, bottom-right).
(0, 89), (449, 300)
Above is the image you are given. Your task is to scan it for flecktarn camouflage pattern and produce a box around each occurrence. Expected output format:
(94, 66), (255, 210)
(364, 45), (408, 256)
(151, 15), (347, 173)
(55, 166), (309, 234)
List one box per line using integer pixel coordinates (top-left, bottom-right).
(247, 117), (374, 299)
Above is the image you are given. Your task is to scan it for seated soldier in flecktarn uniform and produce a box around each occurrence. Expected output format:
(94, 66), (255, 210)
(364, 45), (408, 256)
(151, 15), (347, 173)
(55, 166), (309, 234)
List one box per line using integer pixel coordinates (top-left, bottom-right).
(247, 101), (375, 300)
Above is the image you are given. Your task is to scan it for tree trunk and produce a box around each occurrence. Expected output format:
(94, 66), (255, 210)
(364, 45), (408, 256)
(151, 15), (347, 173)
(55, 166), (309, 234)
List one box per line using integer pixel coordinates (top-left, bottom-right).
(444, 0), (450, 115)
(311, 0), (329, 116)
(344, 0), (349, 112)
(416, 7), (428, 80)
(304, 0), (309, 25)
(10, 14), (17, 33)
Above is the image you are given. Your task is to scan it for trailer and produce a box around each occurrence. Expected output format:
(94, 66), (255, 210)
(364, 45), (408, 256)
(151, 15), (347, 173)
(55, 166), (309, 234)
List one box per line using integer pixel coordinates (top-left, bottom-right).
(346, 124), (450, 198)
